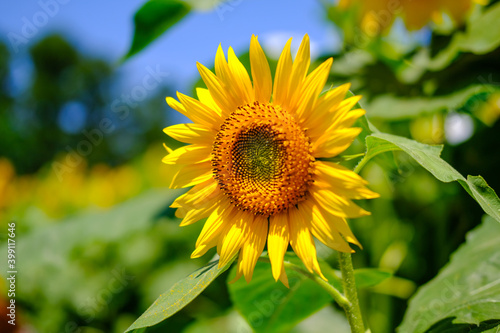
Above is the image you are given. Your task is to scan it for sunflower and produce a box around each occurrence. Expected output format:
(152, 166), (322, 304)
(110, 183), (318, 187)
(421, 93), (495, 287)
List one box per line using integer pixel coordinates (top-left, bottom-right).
(339, 0), (486, 34)
(162, 35), (378, 286)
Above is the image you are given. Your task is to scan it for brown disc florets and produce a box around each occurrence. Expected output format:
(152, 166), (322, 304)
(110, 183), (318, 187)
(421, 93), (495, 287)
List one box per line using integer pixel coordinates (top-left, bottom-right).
(212, 101), (315, 216)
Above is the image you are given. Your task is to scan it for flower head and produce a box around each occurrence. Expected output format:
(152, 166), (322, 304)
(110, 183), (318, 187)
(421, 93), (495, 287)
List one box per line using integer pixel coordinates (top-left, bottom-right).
(163, 35), (378, 286)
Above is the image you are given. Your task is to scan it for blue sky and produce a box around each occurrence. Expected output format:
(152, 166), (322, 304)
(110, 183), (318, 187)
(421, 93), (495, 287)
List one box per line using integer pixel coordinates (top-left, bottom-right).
(1, 0), (340, 94)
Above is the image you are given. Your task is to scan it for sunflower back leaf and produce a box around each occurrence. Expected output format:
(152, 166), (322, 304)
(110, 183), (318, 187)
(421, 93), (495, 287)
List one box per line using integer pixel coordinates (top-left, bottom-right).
(356, 132), (500, 223)
(399, 216), (500, 333)
(125, 258), (235, 332)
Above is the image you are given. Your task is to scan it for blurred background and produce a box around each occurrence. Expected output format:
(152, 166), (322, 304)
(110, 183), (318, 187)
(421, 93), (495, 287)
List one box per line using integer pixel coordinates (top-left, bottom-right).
(1, 0), (500, 332)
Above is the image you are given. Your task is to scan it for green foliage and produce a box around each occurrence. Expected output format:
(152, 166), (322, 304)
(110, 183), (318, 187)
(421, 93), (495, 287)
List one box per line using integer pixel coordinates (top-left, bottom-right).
(228, 258), (335, 333)
(227, 255), (391, 333)
(353, 268), (392, 288)
(399, 217), (500, 333)
(125, 258), (235, 332)
(0, 189), (179, 332)
(357, 132), (500, 223)
(367, 85), (499, 120)
(124, 0), (191, 60)
(404, 2), (500, 76)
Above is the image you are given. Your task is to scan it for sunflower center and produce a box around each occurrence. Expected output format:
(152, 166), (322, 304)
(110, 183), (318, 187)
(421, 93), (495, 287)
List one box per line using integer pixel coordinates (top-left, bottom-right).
(212, 101), (315, 216)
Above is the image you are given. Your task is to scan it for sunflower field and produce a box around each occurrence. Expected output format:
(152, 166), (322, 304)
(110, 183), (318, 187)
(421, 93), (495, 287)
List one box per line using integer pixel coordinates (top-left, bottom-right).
(1, 1), (500, 332)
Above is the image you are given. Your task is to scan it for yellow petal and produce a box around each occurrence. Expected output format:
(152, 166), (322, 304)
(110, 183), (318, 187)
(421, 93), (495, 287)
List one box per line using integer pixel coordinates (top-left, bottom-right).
(197, 62), (239, 116)
(177, 92), (222, 129)
(228, 253), (244, 284)
(250, 35), (272, 103)
(163, 123), (214, 145)
(313, 128), (362, 158)
(295, 57), (333, 121)
(288, 206), (326, 280)
(168, 162), (213, 189)
(272, 38), (293, 106)
(214, 45), (241, 114)
(310, 186), (370, 219)
(314, 161), (379, 200)
(196, 87), (223, 117)
(171, 178), (217, 208)
(228, 46), (254, 103)
(304, 83), (351, 140)
(268, 212), (290, 282)
(195, 198), (231, 248)
(240, 215), (268, 282)
(284, 34), (311, 112)
(191, 236), (218, 258)
(278, 263), (289, 288)
(163, 142), (173, 154)
(217, 210), (251, 268)
(161, 145), (211, 165)
(298, 200), (354, 252)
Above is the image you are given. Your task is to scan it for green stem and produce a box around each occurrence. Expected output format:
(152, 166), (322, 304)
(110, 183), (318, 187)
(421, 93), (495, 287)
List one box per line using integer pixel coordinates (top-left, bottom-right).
(258, 256), (367, 333)
(339, 252), (366, 333)
(283, 261), (351, 309)
(257, 257), (350, 309)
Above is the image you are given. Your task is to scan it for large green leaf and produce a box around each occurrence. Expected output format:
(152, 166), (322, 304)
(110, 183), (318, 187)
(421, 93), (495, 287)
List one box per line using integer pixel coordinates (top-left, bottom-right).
(124, 0), (191, 60)
(125, 258), (235, 332)
(398, 217), (500, 332)
(356, 132), (500, 223)
(367, 85), (498, 120)
(227, 257), (338, 333)
(228, 255), (391, 333)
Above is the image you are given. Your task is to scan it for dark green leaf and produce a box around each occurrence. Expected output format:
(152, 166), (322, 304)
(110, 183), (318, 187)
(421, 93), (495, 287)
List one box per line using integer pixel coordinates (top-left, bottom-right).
(357, 132), (500, 222)
(227, 256), (340, 333)
(399, 217), (500, 332)
(354, 268), (392, 288)
(424, 318), (500, 333)
(125, 258), (236, 332)
(466, 175), (500, 223)
(124, 0), (191, 60)
(227, 255), (390, 333)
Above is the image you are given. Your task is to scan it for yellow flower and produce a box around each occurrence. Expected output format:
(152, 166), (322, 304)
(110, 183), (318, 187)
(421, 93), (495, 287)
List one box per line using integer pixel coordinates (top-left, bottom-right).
(162, 35), (378, 286)
(339, 0), (486, 34)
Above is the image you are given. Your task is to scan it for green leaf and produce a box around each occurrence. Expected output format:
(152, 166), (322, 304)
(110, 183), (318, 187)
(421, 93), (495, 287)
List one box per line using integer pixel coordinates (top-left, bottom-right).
(125, 258), (236, 332)
(367, 85), (498, 120)
(354, 268), (392, 288)
(124, 0), (191, 60)
(466, 175), (500, 223)
(398, 217), (500, 333)
(356, 132), (500, 223)
(424, 318), (500, 333)
(227, 255), (391, 333)
(227, 256), (340, 333)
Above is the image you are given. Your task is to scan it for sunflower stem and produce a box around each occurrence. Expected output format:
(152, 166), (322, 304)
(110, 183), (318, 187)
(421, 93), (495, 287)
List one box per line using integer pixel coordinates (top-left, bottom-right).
(338, 252), (366, 333)
(282, 261), (351, 309)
